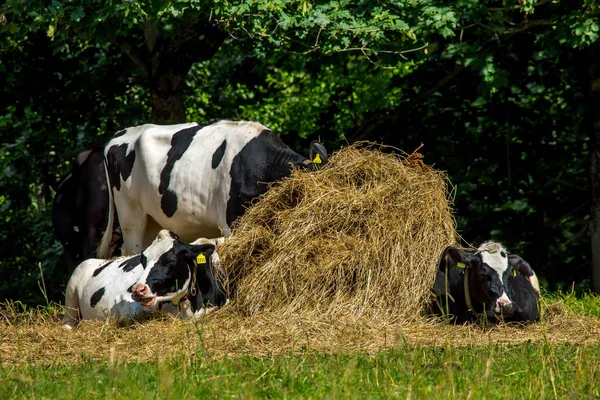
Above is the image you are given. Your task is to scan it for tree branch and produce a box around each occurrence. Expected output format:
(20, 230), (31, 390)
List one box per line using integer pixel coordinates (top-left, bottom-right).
(108, 36), (150, 78)
(144, 18), (160, 54)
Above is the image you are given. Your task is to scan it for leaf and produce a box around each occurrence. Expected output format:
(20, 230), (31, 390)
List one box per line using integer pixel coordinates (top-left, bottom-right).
(47, 24), (55, 38)
(70, 6), (85, 22)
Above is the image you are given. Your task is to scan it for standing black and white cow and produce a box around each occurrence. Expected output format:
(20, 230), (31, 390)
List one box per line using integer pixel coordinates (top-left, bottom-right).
(97, 120), (328, 257)
(52, 148), (121, 270)
(431, 241), (540, 323)
(63, 230), (227, 328)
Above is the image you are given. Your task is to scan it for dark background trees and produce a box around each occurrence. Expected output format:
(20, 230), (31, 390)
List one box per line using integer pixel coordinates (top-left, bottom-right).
(1, 0), (599, 305)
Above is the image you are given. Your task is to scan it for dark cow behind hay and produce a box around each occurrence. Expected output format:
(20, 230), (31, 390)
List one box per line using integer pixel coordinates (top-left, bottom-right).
(52, 148), (121, 270)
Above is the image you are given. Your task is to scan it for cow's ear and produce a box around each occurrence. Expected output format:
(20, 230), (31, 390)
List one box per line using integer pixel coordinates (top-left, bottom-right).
(508, 254), (534, 277)
(309, 141), (328, 166)
(189, 243), (215, 265)
(439, 246), (463, 272)
(446, 247), (465, 264)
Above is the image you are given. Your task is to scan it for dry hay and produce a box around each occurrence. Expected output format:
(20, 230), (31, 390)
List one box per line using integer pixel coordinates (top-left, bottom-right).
(220, 143), (457, 321)
(2, 300), (600, 365)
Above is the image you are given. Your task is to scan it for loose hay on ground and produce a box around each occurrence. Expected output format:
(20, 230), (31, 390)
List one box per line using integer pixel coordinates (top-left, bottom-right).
(220, 143), (457, 321)
(2, 301), (600, 365)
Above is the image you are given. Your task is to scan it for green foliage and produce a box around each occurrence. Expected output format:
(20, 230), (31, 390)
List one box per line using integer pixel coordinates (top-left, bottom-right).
(0, 28), (149, 304)
(0, 0), (599, 305)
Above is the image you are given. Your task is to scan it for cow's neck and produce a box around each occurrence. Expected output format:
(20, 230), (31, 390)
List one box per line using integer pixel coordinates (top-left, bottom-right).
(267, 147), (306, 181)
(187, 262), (226, 314)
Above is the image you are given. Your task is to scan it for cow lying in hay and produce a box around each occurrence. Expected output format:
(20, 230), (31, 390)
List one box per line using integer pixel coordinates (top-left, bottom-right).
(63, 230), (227, 328)
(431, 241), (540, 324)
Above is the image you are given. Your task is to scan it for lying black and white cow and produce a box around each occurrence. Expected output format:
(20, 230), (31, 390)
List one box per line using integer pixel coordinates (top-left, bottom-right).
(52, 148), (121, 270)
(63, 230), (227, 327)
(431, 241), (540, 324)
(97, 120), (328, 257)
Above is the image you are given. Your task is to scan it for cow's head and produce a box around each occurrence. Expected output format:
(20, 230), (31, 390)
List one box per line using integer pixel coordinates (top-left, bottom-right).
(300, 141), (329, 171)
(444, 241), (519, 319)
(130, 230), (216, 308)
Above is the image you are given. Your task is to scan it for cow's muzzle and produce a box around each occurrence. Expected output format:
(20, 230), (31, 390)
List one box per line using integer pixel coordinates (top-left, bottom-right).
(131, 284), (157, 308)
(494, 298), (513, 316)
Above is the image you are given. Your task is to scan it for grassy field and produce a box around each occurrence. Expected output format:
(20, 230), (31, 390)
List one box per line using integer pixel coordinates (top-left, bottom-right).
(1, 292), (600, 399)
(2, 342), (600, 399)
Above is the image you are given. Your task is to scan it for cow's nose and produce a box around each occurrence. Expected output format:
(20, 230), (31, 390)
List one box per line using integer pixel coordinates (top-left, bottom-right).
(495, 297), (513, 315)
(132, 284), (149, 297)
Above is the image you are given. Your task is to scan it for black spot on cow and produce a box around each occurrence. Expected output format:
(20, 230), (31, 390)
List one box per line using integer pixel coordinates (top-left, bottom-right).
(161, 189), (178, 218)
(92, 261), (112, 277)
(212, 140), (227, 169)
(158, 125), (205, 217)
(226, 130), (307, 226)
(118, 255), (141, 273)
(140, 253), (147, 269)
(106, 143), (136, 191)
(90, 287), (106, 308)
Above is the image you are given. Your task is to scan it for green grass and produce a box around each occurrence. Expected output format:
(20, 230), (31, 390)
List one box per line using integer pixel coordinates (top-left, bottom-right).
(544, 290), (600, 319)
(2, 342), (600, 399)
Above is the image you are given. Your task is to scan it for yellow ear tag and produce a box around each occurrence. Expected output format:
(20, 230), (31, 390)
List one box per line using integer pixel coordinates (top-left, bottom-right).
(456, 262), (466, 269)
(196, 253), (206, 264)
(513, 270), (517, 277)
(313, 154), (322, 164)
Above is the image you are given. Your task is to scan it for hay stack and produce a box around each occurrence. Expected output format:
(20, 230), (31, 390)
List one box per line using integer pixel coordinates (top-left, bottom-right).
(219, 143), (457, 322)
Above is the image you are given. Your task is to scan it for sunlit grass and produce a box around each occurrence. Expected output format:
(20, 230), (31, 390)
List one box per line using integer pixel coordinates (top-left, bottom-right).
(2, 343), (600, 399)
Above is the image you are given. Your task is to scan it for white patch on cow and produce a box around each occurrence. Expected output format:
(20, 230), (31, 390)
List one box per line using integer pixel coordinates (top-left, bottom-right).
(494, 292), (512, 314)
(528, 272), (541, 297)
(141, 229), (178, 271)
(478, 241), (514, 313)
(103, 121), (267, 255)
(478, 241), (509, 283)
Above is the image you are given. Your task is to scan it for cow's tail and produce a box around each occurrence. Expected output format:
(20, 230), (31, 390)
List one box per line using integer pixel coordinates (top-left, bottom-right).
(97, 159), (115, 259)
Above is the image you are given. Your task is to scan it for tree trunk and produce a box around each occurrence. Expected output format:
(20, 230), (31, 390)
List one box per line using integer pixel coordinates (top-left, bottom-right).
(111, 16), (226, 125)
(149, 67), (189, 124)
(589, 43), (600, 293)
(591, 132), (600, 293)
